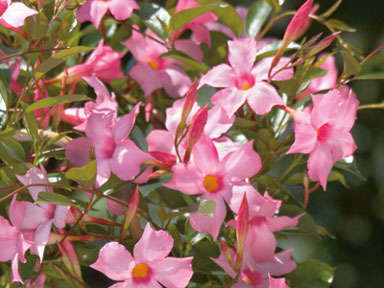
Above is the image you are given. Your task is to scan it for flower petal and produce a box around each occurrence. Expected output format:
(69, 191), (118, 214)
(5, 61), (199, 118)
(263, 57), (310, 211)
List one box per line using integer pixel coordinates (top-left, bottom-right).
(65, 137), (92, 168)
(76, 0), (108, 28)
(211, 88), (246, 117)
(307, 142), (333, 190)
(91, 242), (133, 281)
(198, 64), (236, 89)
(108, 0), (138, 21)
(1, 2), (37, 28)
(129, 63), (162, 97)
(154, 257), (193, 288)
(246, 82), (284, 115)
(113, 103), (140, 143)
(228, 38), (257, 75)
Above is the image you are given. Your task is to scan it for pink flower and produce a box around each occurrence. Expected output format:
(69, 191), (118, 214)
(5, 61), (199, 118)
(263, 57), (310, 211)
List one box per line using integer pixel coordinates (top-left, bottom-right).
(173, 0), (217, 46)
(0, 0), (37, 30)
(33, 81), (51, 129)
(296, 55), (337, 101)
(122, 28), (202, 98)
(165, 135), (261, 240)
(65, 103), (152, 186)
(56, 40), (124, 84)
(199, 38), (293, 117)
(77, 0), (139, 29)
(91, 223), (193, 288)
(0, 216), (32, 283)
(15, 167), (69, 260)
(25, 272), (46, 288)
(0, 51), (22, 94)
(286, 86), (359, 189)
(61, 76), (118, 131)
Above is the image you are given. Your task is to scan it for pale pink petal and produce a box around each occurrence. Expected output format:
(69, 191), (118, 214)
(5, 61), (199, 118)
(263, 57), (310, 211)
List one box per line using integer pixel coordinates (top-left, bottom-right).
(190, 24), (211, 46)
(31, 220), (53, 261)
(310, 89), (341, 129)
(266, 215), (301, 232)
(246, 82), (285, 115)
(96, 158), (112, 187)
(333, 130), (357, 158)
(110, 140), (151, 181)
(330, 85), (359, 131)
(193, 134), (220, 175)
(198, 64), (236, 89)
(0, 216), (18, 261)
(53, 206), (70, 229)
(10, 198), (49, 230)
(211, 253), (236, 279)
(106, 199), (124, 215)
(91, 242), (133, 281)
(228, 38), (257, 75)
(259, 249), (296, 276)
(164, 163), (202, 195)
(268, 275), (289, 288)
(220, 141), (261, 180)
(165, 98), (199, 133)
(11, 254), (23, 283)
(61, 107), (87, 127)
(147, 130), (174, 153)
(112, 103), (140, 143)
(133, 223), (174, 262)
(211, 88), (246, 117)
(83, 76), (111, 103)
(1, 2), (37, 28)
(130, 63), (162, 97)
(65, 137), (92, 167)
(160, 66), (191, 98)
(307, 142), (333, 190)
(258, 193), (282, 217)
(229, 183), (265, 216)
(76, 0), (108, 28)
(174, 39), (203, 61)
(286, 122), (317, 154)
(86, 113), (115, 155)
(154, 257), (193, 288)
(189, 196), (226, 240)
(108, 0), (138, 21)
(16, 167), (51, 201)
(247, 218), (276, 262)
(252, 57), (293, 81)
(205, 106), (235, 138)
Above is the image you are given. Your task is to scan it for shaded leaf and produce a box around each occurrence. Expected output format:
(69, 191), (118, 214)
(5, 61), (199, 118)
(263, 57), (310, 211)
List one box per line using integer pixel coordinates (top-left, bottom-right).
(65, 160), (97, 185)
(160, 50), (210, 73)
(26, 12), (49, 41)
(326, 19), (356, 32)
(356, 54), (384, 80)
(246, 0), (272, 37)
(25, 94), (91, 113)
(37, 192), (78, 207)
(340, 50), (361, 76)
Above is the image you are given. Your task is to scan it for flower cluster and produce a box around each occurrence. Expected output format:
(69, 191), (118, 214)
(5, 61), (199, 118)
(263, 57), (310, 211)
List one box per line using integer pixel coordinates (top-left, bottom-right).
(0, 0), (373, 287)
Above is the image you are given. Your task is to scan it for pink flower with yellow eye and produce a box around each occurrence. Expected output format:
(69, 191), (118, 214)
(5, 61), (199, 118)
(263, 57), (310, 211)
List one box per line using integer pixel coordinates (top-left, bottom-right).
(199, 38), (293, 117)
(91, 223), (193, 288)
(165, 135), (261, 240)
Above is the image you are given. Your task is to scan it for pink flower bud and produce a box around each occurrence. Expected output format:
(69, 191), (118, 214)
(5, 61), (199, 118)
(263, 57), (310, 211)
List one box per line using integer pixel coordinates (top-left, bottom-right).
(236, 193), (249, 269)
(308, 31), (341, 57)
(183, 104), (208, 163)
(120, 185), (140, 242)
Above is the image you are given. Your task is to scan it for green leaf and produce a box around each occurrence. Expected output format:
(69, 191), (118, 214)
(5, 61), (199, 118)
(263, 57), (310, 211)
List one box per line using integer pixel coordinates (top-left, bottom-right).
(171, 0), (243, 37)
(327, 171), (348, 188)
(35, 46), (93, 79)
(264, 0), (285, 13)
(160, 50), (210, 73)
(287, 259), (335, 288)
(136, 2), (171, 41)
(356, 54), (384, 80)
(246, 0), (272, 37)
(65, 160), (97, 185)
(25, 94), (91, 113)
(340, 50), (361, 76)
(36, 192), (78, 207)
(26, 12), (49, 41)
(326, 18), (356, 32)
(22, 109), (39, 153)
(0, 78), (8, 126)
(235, 117), (259, 128)
(0, 137), (26, 163)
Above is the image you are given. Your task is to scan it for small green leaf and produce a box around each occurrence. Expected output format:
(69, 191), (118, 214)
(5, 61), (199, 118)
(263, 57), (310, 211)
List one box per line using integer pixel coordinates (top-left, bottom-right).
(22, 110), (39, 153)
(287, 259), (335, 288)
(246, 0), (272, 37)
(0, 137), (26, 163)
(25, 94), (91, 113)
(235, 117), (259, 128)
(356, 54), (384, 80)
(36, 192), (78, 207)
(326, 19), (356, 32)
(26, 12), (49, 41)
(264, 0), (285, 13)
(340, 50), (361, 76)
(327, 171), (348, 188)
(35, 46), (93, 79)
(160, 50), (210, 73)
(136, 2), (171, 41)
(65, 160), (97, 185)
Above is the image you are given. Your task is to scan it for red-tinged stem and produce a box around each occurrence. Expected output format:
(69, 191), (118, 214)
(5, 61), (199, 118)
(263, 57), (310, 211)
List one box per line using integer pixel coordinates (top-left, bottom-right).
(360, 43), (384, 65)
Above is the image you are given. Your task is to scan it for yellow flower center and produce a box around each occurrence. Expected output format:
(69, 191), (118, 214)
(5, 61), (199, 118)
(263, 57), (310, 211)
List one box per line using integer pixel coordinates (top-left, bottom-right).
(147, 57), (160, 70)
(241, 82), (252, 90)
(132, 263), (149, 279)
(204, 175), (220, 193)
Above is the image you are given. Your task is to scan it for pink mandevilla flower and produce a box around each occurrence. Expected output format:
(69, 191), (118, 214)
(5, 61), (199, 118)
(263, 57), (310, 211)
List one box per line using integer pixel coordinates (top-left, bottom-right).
(165, 134), (261, 240)
(56, 40), (124, 84)
(287, 86), (359, 189)
(199, 38), (293, 117)
(122, 28), (203, 98)
(61, 76), (118, 131)
(77, 0), (139, 29)
(91, 223), (193, 288)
